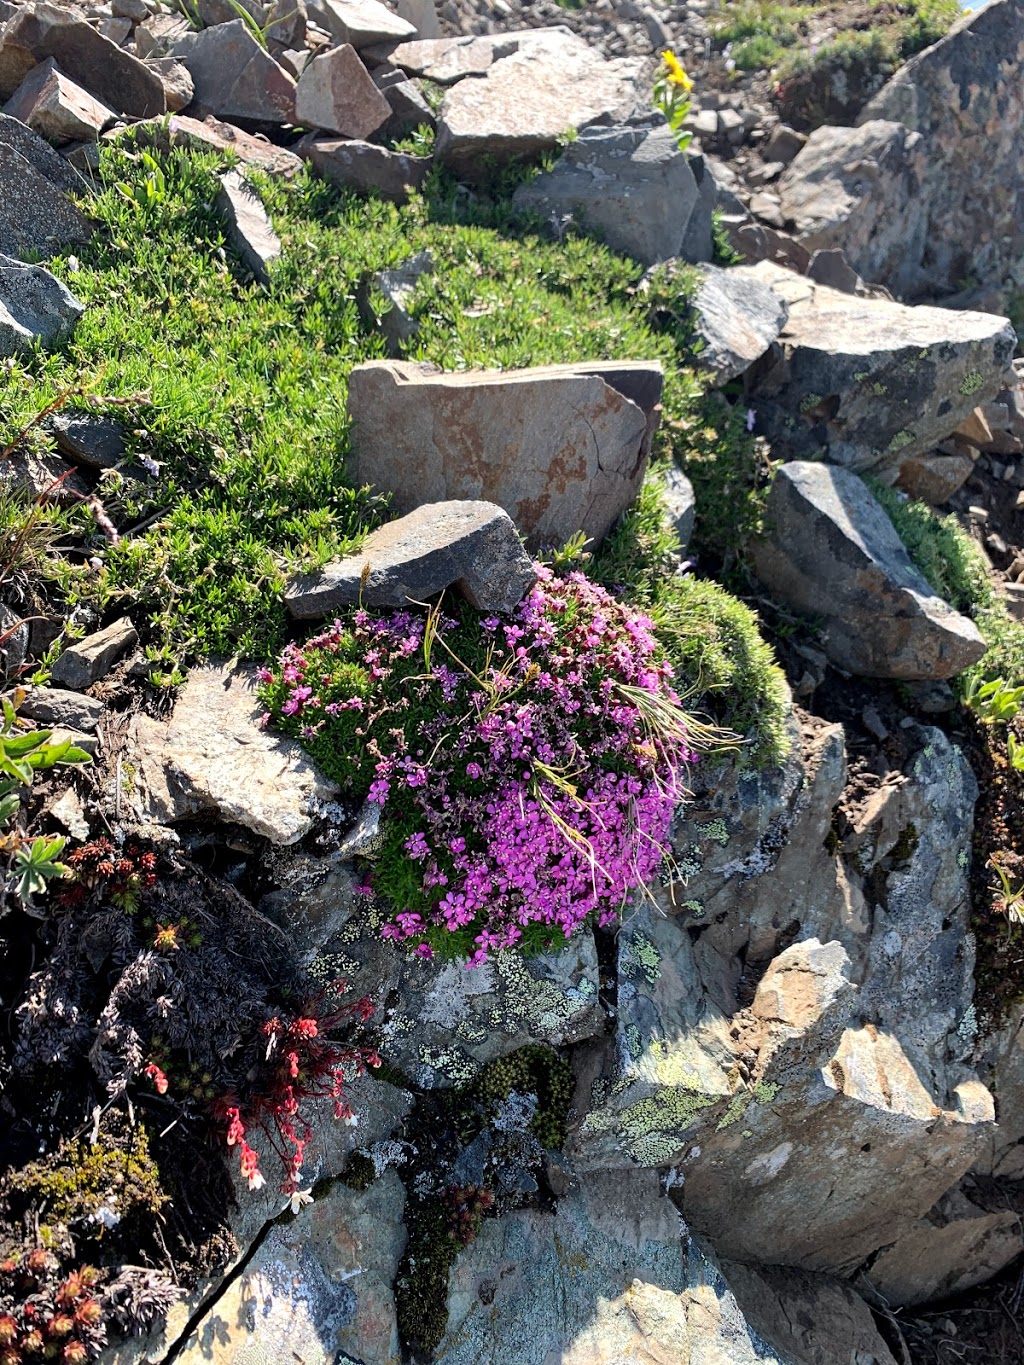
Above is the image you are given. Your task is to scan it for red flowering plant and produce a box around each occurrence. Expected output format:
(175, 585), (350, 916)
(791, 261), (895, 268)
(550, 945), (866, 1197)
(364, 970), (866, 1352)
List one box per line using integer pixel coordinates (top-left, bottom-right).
(0, 1252), (106, 1365)
(260, 567), (704, 965)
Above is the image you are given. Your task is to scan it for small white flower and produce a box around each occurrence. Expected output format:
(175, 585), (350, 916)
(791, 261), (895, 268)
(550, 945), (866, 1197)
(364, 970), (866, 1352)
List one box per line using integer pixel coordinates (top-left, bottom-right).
(289, 1187), (314, 1215)
(90, 1205), (120, 1229)
(247, 1170), (266, 1191)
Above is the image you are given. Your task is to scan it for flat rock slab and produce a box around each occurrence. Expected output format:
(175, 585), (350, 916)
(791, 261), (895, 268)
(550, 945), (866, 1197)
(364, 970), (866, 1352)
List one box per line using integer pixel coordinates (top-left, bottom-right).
(305, 136), (430, 202)
(0, 1), (165, 116)
(435, 29), (643, 177)
(316, 0), (416, 47)
(512, 120), (705, 267)
(19, 685), (104, 732)
(687, 261), (789, 383)
(128, 663), (338, 845)
(4, 57), (116, 145)
(346, 359), (663, 549)
(0, 253), (84, 356)
(170, 20), (296, 124)
(361, 31), (524, 82)
(744, 260), (1016, 476)
(51, 616), (137, 689)
(50, 412), (127, 468)
(296, 44), (390, 139)
(357, 249), (433, 352)
(216, 169), (280, 285)
(117, 113), (305, 177)
(285, 500), (536, 618)
(751, 461), (987, 680)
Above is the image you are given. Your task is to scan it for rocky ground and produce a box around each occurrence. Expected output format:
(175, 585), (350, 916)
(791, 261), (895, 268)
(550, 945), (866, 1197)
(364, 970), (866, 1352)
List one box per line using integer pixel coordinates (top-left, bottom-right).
(1, 0), (1024, 1363)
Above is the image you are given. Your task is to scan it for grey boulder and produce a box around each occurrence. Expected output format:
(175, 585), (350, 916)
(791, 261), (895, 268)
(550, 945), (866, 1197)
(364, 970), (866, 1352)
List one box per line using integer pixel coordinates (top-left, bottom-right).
(169, 20), (296, 124)
(346, 359), (663, 550)
(0, 253), (84, 355)
(216, 169), (281, 285)
(51, 616), (137, 689)
(688, 261), (788, 383)
(285, 500), (536, 618)
(744, 260), (1016, 477)
(305, 137), (430, 202)
(751, 461), (987, 680)
(512, 120), (711, 267)
(0, 115), (92, 259)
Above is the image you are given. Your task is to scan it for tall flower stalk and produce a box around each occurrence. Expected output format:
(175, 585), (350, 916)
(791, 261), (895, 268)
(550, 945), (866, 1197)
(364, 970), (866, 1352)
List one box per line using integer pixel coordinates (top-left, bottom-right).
(654, 48), (694, 152)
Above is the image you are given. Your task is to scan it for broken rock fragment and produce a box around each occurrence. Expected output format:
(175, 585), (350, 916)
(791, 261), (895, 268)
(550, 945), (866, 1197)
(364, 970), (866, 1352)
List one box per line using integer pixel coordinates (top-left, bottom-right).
(4, 58), (116, 145)
(285, 500), (536, 618)
(304, 136), (430, 202)
(216, 170), (281, 285)
(295, 44), (391, 138)
(169, 20), (296, 124)
(751, 461), (987, 680)
(346, 359), (663, 549)
(0, 253), (84, 356)
(51, 616), (138, 689)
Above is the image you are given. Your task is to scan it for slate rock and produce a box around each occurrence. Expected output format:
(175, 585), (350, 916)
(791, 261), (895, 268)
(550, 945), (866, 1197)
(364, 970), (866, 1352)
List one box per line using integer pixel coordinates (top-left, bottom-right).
(171, 1172), (407, 1365)
(360, 32), (521, 82)
(284, 500), (536, 619)
(145, 57), (194, 114)
(216, 169), (281, 285)
(50, 412), (127, 468)
(380, 74), (434, 137)
(0, 253), (84, 355)
(393, 0), (439, 39)
(128, 662), (338, 845)
(357, 248), (433, 352)
(687, 261), (788, 383)
(346, 359), (662, 550)
(19, 685), (104, 732)
(0, 124), (92, 259)
(0, 448), (88, 505)
(512, 119), (705, 268)
(751, 461), (987, 680)
(0, 1), (165, 117)
(170, 20), (296, 124)
(743, 260), (1016, 476)
(313, 0), (416, 48)
(4, 57), (116, 145)
(0, 603), (28, 679)
(119, 113), (304, 177)
(295, 43), (391, 138)
(435, 29), (643, 178)
(51, 616), (138, 689)
(662, 464), (695, 554)
(305, 135), (429, 202)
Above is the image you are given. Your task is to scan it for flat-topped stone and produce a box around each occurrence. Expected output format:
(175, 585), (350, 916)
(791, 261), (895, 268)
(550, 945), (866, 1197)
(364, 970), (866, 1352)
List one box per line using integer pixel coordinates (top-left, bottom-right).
(285, 500), (536, 618)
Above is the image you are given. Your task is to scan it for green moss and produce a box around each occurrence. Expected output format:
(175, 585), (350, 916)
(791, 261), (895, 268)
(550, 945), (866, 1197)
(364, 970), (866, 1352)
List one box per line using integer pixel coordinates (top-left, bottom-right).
(395, 1196), (459, 1355)
(889, 822), (919, 865)
(960, 370), (986, 396)
(470, 1045), (573, 1151)
(341, 1151), (377, 1191)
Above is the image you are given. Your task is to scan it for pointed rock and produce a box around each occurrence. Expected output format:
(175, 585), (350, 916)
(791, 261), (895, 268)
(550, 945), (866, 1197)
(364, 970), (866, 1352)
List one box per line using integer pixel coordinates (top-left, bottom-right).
(752, 461), (987, 680)
(295, 43), (390, 138)
(170, 19), (296, 124)
(0, 114), (92, 258)
(305, 136), (429, 201)
(4, 57), (116, 145)
(216, 169), (281, 284)
(0, 253), (84, 355)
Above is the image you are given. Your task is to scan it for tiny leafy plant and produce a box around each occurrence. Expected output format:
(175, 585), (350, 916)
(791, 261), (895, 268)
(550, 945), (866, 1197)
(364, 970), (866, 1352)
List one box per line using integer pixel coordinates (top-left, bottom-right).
(653, 50), (694, 152)
(963, 676), (1024, 726)
(990, 854), (1024, 929)
(0, 1252), (107, 1365)
(261, 568), (699, 964)
(0, 692), (91, 914)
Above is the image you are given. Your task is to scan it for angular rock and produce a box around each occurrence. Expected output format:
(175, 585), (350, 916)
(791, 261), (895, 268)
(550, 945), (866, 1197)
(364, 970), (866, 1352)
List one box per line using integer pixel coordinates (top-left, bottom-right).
(663, 465), (695, 554)
(866, 1181), (1024, 1308)
(305, 136), (429, 202)
(896, 451), (974, 505)
(393, 0), (438, 39)
(145, 57), (194, 114)
(285, 500), (536, 619)
(197, 0), (267, 26)
(0, 2), (165, 117)
(119, 113), (304, 177)
(314, 0), (416, 48)
(0, 253), (84, 356)
(752, 461), (987, 680)
(346, 359), (662, 549)
(132, 12), (190, 60)
(4, 58), (116, 145)
(436, 29), (643, 178)
(172, 1172), (407, 1365)
(0, 129), (92, 258)
(169, 20), (296, 124)
(437, 1169), (686, 1363)
(295, 44), (390, 138)
(0, 604), (28, 679)
(380, 73), (434, 137)
(50, 413), (127, 468)
(744, 260), (1016, 476)
(19, 686), (104, 733)
(512, 119), (707, 268)
(51, 616), (137, 689)
(357, 249), (433, 352)
(361, 32), (521, 82)
(1, 448), (88, 505)
(687, 261), (788, 384)
(264, 0), (307, 47)
(778, 120), (925, 299)
(216, 169), (281, 285)
(857, 0), (1024, 299)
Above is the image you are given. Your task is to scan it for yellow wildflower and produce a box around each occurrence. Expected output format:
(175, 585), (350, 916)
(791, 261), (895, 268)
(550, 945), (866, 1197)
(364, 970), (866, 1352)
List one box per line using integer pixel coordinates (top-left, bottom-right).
(661, 49), (693, 91)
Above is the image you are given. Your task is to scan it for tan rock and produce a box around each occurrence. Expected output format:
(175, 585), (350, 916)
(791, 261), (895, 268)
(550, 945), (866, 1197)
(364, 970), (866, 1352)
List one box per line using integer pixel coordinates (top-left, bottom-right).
(346, 359), (663, 550)
(295, 42), (390, 139)
(127, 662), (338, 845)
(315, 0), (416, 48)
(896, 451), (974, 505)
(169, 19), (296, 124)
(955, 404), (995, 446)
(4, 57), (116, 144)
(114, 113), (305, 177)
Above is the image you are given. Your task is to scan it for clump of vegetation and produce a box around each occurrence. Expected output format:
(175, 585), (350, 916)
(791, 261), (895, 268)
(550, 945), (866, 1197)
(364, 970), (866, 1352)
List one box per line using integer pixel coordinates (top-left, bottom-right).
(261, 568), (699, 964)
(0, 1253), (107, 1365)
